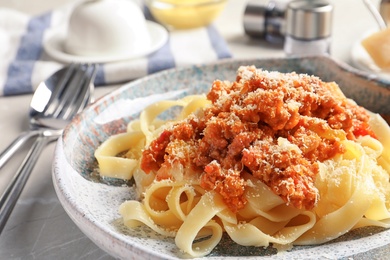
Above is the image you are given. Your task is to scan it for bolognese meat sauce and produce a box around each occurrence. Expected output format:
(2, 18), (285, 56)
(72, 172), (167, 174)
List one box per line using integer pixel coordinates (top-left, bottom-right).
(140, 66), (376, 212)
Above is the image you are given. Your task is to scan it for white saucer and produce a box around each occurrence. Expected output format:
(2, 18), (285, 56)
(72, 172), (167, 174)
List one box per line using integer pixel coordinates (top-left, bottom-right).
(350, 30), (390, 80)
(44, 21), (168, 64)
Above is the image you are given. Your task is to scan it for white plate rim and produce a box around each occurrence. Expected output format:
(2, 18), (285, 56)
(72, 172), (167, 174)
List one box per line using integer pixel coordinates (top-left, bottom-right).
(43, 21), (168, 64)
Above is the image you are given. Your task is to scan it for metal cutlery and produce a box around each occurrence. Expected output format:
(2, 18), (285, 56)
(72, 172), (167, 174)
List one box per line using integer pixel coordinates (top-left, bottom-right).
(0, 63), (97, 234)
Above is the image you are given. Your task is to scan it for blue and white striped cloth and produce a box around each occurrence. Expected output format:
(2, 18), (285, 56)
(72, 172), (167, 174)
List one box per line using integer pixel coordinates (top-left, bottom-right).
(0, 4), (231, 96)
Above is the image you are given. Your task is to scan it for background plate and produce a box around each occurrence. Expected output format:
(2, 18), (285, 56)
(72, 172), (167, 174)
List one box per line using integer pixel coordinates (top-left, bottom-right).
(350, 29), (390, 81)
(44, 21), (168, 64)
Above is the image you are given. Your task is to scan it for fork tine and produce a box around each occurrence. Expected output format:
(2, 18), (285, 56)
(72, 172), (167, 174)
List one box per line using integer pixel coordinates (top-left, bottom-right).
(60, 63), (97, 119)
(56, 63), (89, 119)
(52, 63), (89, 119)
(43, 63), (79, 117)
(77, 63), (97, 114)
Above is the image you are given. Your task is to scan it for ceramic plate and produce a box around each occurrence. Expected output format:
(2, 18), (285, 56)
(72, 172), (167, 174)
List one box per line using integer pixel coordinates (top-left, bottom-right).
(350, 29), (390, 81)
(43, 21), (168, 64)
(53, 56), (390, 259)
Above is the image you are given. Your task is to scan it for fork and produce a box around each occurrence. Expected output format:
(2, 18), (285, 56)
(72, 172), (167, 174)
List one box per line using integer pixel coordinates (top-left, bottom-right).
(0, 63), (95, 169)
(0, 63), (97, 234)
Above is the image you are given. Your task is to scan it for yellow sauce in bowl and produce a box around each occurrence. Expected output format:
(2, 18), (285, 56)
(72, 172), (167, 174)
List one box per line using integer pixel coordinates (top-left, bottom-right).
(148, 0), (227, 29)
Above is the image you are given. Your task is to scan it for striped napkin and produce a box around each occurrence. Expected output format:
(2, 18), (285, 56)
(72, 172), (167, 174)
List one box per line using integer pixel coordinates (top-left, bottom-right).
(0, 4), (231, 96)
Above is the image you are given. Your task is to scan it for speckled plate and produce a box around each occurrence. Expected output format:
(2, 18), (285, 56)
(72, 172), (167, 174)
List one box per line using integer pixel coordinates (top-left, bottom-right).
(52, 55), (390, 260)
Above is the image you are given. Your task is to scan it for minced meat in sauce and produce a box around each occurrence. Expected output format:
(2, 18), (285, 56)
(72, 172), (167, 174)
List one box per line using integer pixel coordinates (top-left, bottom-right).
(140, 66), (376, 212)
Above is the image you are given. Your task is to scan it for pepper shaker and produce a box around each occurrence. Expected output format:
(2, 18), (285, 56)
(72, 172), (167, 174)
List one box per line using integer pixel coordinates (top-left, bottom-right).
(283, 0), (333, 56)
(243, 0), (289, 44)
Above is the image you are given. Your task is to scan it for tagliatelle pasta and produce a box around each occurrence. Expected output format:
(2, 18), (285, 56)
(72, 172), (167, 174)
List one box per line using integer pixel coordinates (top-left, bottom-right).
(95, 66), (390, 257)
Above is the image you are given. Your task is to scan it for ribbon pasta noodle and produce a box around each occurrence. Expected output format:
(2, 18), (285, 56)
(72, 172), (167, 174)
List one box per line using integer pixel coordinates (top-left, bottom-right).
(95, 66), (390, 257)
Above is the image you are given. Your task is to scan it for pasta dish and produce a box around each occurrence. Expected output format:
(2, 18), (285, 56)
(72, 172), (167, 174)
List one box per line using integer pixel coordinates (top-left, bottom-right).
(95, 66), (390, 257)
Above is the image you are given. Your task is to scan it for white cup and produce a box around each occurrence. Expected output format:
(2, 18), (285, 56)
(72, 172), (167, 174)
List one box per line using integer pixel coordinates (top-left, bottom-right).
(65, 0), (151, 57)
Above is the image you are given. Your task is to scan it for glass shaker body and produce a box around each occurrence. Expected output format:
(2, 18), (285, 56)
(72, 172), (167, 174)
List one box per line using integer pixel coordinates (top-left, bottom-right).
(283, 0), (333, 56)
(284, 36), (331, 56)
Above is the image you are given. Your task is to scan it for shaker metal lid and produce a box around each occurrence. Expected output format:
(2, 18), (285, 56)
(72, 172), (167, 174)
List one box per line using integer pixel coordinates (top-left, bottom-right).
(243, 0), (288, 42)
(286, 0), (333, 40)
(243, 0), (268, 38)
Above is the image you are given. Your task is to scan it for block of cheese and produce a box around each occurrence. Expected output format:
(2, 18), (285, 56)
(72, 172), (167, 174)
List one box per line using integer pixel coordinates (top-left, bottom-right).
(361, 27), (390, 70)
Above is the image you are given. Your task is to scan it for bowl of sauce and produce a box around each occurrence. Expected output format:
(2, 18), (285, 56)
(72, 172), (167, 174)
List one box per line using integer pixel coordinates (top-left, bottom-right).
(146, 0), (227, 29)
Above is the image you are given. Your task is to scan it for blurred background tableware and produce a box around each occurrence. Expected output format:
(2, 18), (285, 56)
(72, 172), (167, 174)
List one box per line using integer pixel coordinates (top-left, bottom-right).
(146, 0), (227, 29)
(283, 0), (333, 56)
(0, 0), (231, 97)
(350, 0), (390, 79)
(360, 0), (389, 70)
(65, 0), (151, 56)
(243, 0), (289, 45)
(44, 0), (168, 63)
(363, 0), (387, 29)
(380, 0), (390, 25)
